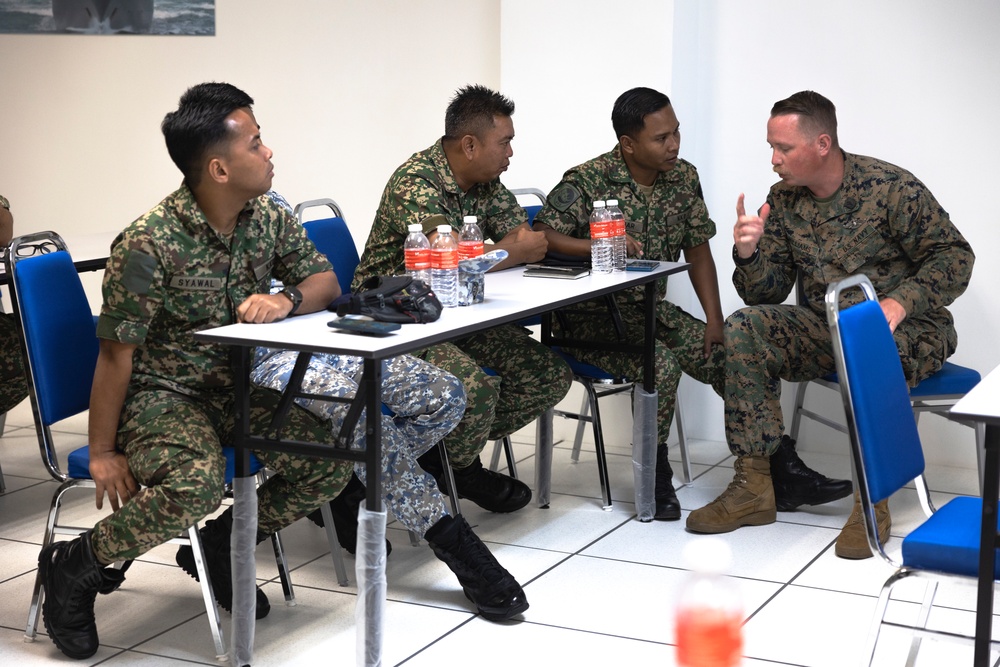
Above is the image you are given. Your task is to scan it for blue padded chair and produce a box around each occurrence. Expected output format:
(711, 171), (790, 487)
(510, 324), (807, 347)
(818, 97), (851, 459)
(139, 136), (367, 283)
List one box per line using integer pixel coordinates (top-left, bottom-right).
(511, 187), (547, 225)
(295, 198), (359, 298)
(790, 276), (984, 510)
(295, 199), (462, 552)
(6, 232), (292, 658)
(485, 188), (546, 475)
(827, 274), (992, 665)
(543, 347), (692, 511)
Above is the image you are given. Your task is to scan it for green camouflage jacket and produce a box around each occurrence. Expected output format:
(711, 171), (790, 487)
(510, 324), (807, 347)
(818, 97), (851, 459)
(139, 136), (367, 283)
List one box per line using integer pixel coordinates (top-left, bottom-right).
(535, 144), (716, 305)
(736, 152), (975, 322)
(97, 185), (331, 397)
(352, 139), (526, 290)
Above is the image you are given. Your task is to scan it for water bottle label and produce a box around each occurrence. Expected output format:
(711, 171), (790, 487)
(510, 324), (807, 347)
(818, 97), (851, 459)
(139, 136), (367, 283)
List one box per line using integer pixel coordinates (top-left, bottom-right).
(589, 220), (613, 239)
(404, 247), (431, 271)
(458, 240), (485, 260)
(675, 608), (743, 667)
(431, 248), (458, 270)
(614, 219), (626, 235)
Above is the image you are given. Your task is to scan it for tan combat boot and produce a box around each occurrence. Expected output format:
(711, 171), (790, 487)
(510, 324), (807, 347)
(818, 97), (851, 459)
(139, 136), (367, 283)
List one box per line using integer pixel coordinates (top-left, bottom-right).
(835, 494), (890, 559)
(686, 455), (777, 533)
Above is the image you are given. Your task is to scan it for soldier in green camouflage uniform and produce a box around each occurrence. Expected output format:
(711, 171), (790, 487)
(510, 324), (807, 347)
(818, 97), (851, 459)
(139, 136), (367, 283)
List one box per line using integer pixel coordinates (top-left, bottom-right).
(38, 83), (353, 660)
(0, 194), (28, 417)
(353, 84), (571, 514)
(533, 88), (726, 522)
(687, 92), (975, 558)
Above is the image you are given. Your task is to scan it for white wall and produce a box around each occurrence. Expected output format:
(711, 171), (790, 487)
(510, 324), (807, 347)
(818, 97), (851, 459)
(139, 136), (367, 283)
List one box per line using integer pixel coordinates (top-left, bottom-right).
(0, 0), (502, 248)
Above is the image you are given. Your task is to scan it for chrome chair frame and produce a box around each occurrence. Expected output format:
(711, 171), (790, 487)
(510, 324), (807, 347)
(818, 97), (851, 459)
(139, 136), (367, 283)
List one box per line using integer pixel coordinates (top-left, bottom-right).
(827, 274), (996, 665)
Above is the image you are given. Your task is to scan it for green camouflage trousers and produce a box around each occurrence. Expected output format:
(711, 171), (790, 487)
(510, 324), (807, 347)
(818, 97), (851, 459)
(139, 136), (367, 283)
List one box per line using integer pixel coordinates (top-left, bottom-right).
(417, 323), (572, 468)
(0, 313), (27, 414)
(92, 387), (353, 563)
(724, 304), (955, 457)
(555, 299), (725, 445)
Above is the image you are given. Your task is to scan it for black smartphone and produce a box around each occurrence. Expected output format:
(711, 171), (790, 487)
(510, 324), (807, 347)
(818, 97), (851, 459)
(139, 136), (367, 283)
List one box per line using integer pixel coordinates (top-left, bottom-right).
(625, 259), (659, 272)
(327, 317), (401, 336)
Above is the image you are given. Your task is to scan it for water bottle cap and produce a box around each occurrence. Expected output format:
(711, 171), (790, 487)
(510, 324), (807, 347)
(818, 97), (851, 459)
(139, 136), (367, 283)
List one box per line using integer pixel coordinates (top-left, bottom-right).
(682, 537), (733, 574)
(437, 224), (452, 234)
(607, 199), (619, 207)
(593, 200), (606, 208)
(463, 215), (478, 224)
(408, 224), (422, 232)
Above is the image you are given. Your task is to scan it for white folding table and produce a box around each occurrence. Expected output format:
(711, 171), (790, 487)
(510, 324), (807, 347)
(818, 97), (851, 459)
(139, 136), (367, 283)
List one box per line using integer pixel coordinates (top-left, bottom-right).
(194, 261), (688, 666)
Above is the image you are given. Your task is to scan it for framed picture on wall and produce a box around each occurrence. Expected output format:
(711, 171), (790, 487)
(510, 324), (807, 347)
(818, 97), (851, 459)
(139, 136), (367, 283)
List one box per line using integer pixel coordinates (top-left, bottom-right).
(0, 0), (215, 35)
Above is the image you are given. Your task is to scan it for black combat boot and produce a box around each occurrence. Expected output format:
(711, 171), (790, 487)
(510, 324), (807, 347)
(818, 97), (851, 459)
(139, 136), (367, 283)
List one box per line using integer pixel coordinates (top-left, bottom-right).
(39, 531), (126, 659)
(175, 508), (270, 619)
(418, 450), (531, 514)
(425, 515), (529, 622)
(305, 473), (392, 556)
(654, 443), (681, 521)
(770, 436), (853, 511)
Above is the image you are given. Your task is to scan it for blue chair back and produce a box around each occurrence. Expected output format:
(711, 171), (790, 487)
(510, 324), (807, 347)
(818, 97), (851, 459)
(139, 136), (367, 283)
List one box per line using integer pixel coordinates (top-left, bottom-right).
(523, 205), (543, 225)
(295, 198), (359, 295)
(511, 188), (547, 228)
(303, 217), (359, 296)
(828, 276), (924, 503)
(11, 243), (98, 427)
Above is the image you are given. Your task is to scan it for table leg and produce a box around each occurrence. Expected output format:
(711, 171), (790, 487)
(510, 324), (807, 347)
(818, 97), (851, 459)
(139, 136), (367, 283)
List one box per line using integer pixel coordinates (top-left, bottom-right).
(632, 280), (659, 522)
(231, 347), (256, 667)
(975, 423), (999, 667)
(535, 408), (554, 508)
(356, 358), (385, 667)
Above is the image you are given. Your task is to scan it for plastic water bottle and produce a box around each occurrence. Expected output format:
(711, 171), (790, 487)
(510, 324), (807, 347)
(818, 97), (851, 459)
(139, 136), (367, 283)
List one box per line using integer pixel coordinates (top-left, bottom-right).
(589, 200), (612, 274)
(431, 224), (459, 307)
(675, 538), (743, 667)
(607, 199), (626, 272)
(458, 215), (484, 260)
(404, 223), (432, 284)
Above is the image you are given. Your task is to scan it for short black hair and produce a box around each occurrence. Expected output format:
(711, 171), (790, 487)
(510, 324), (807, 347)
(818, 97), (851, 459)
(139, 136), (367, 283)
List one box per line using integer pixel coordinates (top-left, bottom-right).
(612, 87), (672, 140)
(443, 84), (515, 141)
(161, 82), (254, 187)
(771, 90), (839, 148)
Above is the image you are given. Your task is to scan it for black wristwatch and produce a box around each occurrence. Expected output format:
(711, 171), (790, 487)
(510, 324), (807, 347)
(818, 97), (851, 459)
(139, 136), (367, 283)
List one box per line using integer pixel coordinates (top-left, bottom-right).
(733, 245), (759, 266)
(279, 285), (303, 315)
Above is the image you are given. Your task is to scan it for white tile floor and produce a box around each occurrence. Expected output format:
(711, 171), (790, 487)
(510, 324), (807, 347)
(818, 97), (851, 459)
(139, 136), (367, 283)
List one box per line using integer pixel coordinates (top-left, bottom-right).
(1, 391), (998, 667)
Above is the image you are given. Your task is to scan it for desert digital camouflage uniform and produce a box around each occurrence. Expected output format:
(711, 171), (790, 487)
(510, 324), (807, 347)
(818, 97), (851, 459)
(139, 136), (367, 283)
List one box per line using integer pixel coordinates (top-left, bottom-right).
(534, 146), (726, 446)
(353, 139), (571, 467)
(0, 194), (28, 415)
(251, 350), (466, 536)
(725, 152), (975, 457)
(90, 185), (352, 562)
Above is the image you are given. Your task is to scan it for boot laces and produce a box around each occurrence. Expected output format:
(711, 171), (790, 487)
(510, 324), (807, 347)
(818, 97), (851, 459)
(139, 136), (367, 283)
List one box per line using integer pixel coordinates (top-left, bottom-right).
(452, 521), (507, 584)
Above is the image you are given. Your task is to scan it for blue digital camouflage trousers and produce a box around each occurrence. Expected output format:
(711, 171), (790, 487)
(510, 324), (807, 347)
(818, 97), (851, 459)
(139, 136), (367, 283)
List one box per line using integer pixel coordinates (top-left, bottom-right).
(92, 386), (354, 564)
(251, 349), (466, 537)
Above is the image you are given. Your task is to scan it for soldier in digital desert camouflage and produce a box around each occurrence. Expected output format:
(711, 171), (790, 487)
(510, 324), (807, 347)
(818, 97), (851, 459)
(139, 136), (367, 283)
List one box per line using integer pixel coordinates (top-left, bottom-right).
(687, 91), (975, 560)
